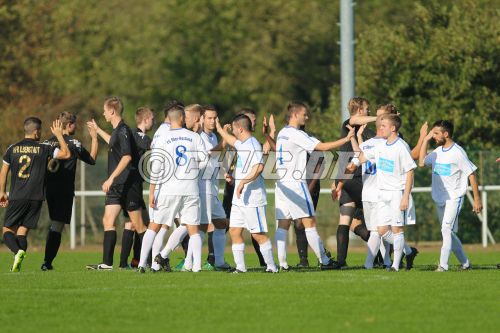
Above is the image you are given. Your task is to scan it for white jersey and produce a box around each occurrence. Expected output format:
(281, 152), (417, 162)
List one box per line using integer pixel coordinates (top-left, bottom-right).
(363, 137), (416, 191)
(151, 122), (171, 147)
(424, 143), (477, 202)
(151, 127), (206, 197)
(232, 136), (267, 207)
(198, 131), (219, 195)
(359, 137), (386, 202)
(276, 126), (320, 183)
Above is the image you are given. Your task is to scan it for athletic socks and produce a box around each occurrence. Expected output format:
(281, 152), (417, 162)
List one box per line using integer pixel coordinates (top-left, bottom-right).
(336, 225), (350, 264)
(133, 231), (141, 261)
(213, 228), (226, 267)
(120, 229), (134, 267)
(353, 224), (370, 242)
(186, 232), (202, 272)
(305, 227), (330, 265)
(17, 235), (27, 251)
(294, 224), (308, 261)
(259, 240), (277, 271)
(252, 236), (266, 267)
(207, 231), (215, 263)
(151, 227), (168, 270)
(3, 232), (20, 254)
(365, 232), (381, 269)
(44, 230), (62, 264)
(102, 230), (117, 266)
(381, 230), (394, 244)
(185, 231), (204, 271)
(392, 232), (405, 271)
(139, 229), (157, 268)
(381, 239), (392, 267)
(181, 234), (190, 256)
(275, 227), (288, 268)
(232, 243), (246, 272)
(161, 225), (188, 259)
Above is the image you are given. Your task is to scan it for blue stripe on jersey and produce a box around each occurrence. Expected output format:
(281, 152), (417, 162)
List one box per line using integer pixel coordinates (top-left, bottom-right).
(300, 182), (313, 216)
(402, 190), (407, 225)
(451, 196), (463, 229)
(256, 207), (263, 233)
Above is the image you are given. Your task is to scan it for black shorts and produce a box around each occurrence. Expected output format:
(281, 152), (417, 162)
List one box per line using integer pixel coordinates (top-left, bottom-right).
(4, 200), (43, 229)
(336, 177), (362, 207)
(105, 180), (143, 212)
(122, 199), (149, 222)
(46, 191), (74, 224)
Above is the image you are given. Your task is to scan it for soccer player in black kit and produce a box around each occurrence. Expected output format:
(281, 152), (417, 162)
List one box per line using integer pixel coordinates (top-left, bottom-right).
(86, 97), (147, 270)
(41, 112), (98, 271)
(0, 117), (70, 272)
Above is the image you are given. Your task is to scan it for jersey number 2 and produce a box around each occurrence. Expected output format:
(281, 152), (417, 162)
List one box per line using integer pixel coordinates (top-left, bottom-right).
(18, 155), (31, 179)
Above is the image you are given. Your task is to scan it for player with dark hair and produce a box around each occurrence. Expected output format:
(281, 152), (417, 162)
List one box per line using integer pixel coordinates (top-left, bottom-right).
(86, 97), (147, 270)
(0, 117), (70, 272)
(41, 112), (98, 271)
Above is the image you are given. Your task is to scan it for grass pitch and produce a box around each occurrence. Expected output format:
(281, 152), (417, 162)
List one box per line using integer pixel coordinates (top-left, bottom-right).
(0, 249), (499, 333)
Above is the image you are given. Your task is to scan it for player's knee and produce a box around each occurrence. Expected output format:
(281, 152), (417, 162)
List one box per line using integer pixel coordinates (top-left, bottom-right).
(50, 221), (65, 233)
(124, 222), (133, 231)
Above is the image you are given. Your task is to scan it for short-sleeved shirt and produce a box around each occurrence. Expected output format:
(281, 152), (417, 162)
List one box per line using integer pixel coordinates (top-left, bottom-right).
(199, 131), (220, 196)
(363, 137), (416, 191)
(276, 126), (320, 183)
(3, 138), (58, 201)
(339, 118), (376, 177)
(359, 137), (386, 202)
(132, 128), (152, 159)
(45, 135), (95, 194)
(424, 143), (477, 202)
(108, 121), (139, 185)
(232, 136), (266, 207)
(151, 127), (206, 197)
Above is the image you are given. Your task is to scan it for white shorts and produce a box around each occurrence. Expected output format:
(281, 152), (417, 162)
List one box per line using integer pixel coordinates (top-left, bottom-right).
(200, 193), (227, 224)
(275, 182), (315, 220)
(436, 197), (463, 233)
(362, 201), (378, 232)
(149, 195), (200, 226)
(377, 190), (416, 227)
(230, 205), (268, 233)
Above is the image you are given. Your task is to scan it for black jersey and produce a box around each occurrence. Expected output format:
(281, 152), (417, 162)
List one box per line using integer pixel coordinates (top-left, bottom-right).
(338, 118), (376, 177)
(132, 128), (152, 160)
(2, 138), (56, 201)
(108, 121), (139, 185)
(45, 135), (95, 194)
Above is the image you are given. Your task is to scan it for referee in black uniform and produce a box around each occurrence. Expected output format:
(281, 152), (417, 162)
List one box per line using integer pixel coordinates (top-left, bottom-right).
(0, 117), (70, 272)
(41, 112), (98, 271)
(86, 97), (147, 270)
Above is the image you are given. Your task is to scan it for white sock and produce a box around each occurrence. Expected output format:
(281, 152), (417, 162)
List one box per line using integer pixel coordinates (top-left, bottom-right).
(274, 228), (288, 268)
(160, 225), (188, 258)
(151, 228), (168, 270)
(381, 230), (394, 244)
(365, 232), (380, 269)
(451, 232), (468, 266)
(392, 232), (405, 270)
(232, 243), (246, 272)
(381, 239), (392, 266)
(439, 228), (452, 270)
(305, 227), (329, 265)
(189, 233), (202, 272)
(139, 229), (157, 268)
(213, 228), (226, 267)
(259, 240), (277, 271)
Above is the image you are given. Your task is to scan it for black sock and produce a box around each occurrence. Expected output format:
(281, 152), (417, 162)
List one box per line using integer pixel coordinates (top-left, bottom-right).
(252, 236), (266, 267)
(3, 232), (20, 254)
(102, 230), (117, 266)
(132, 232), (141, 261)
(17, 235), (28, 251)
(120, 230), (134, 267)
(336, 225), (350, 264)
(44, 230), (62, 264)
(353, 224), (370, 242)
(294, 224), (308, 260)
(181, 235), (190, 256)
(207, 231), (214, 263)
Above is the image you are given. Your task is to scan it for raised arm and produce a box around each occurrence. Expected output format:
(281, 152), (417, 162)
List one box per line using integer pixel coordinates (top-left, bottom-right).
(262, 115), (276, 152)
(88, 123), (99, 161)
(315, 125), (355, 151)
(87, 119), (111, 144)
(418, 130), (434, 167)
(349, 115), (377, 126)
(411, 122), (428, 160)
(215, 118), (237, 147)
(51, 119), (71, 160)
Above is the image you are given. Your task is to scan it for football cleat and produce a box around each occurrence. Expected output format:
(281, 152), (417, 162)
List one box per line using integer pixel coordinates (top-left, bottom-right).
(214, 263), (232, 271)
(405, 247), (419, 270)
(387, 267), (398, 272)
(154, 254), (172, 272)
(202, 262), (215, 271)
(264, 267), (279, 273)
(130, 258), (140, 268)
(11, 250), (26, 272)
(41, 262), (54, 271)
(320, 259), (339, 270)
(86, 263), (113, 270)
(459, 263), (472, 271)
(279, 265), (290, 272)
(175, 259), (185, 270)
(228, 268), (246, 274)
(435, 266), (446, 272)
(296, 258), (309, 268)
(137, 266), (146, 274)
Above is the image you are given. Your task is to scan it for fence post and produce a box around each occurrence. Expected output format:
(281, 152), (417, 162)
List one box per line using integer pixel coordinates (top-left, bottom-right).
(70, 197), (76, 249)
(80, 160), (86, 246)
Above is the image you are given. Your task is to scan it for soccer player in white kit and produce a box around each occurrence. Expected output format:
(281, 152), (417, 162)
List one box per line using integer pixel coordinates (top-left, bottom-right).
(216, 114), (278, 273)
(274, 101), (354, 270)
(419, 120), (482, 271)
(138, 102), (207, 273)
(351, 113), (416, 271)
